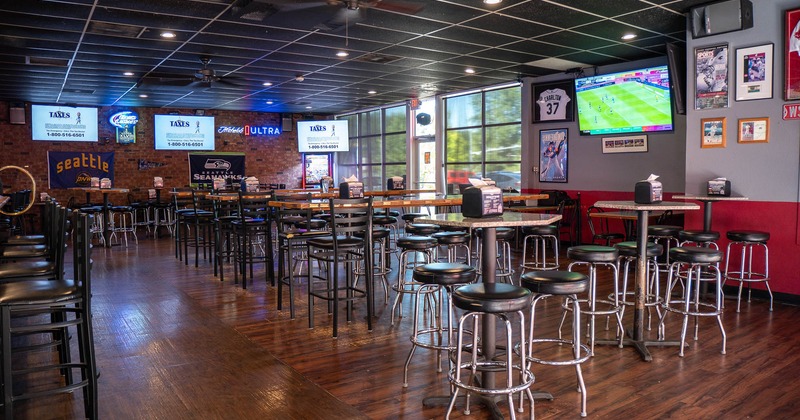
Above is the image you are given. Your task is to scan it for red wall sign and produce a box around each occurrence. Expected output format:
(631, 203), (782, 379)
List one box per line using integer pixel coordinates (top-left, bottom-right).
(782, 103), (800, 120)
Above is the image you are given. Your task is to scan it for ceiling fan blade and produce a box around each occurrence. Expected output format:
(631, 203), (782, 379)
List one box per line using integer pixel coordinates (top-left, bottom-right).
(138, 77), (196, 87)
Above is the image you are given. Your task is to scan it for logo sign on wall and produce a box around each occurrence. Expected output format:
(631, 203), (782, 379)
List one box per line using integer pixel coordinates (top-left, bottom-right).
(47, 151), (115, 189)
(188, 152), (245, 186)
(217, 125), (282, 136)
(109, 111), (139, 144)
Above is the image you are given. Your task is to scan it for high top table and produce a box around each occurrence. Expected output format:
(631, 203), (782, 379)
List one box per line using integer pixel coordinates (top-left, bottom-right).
(69, 187), (130, 247)
(671, 194), (749, 232)
(415, 212), (561, 418)
(593, 200), (700, 361)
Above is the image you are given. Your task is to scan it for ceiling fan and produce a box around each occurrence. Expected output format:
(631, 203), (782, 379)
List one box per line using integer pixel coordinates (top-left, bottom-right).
(267, 0), (425, 31)
(138, 57), (240, 89)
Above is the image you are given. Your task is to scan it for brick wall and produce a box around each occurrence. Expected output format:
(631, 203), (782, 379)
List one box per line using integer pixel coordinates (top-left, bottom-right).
(0, 102), (315, 204)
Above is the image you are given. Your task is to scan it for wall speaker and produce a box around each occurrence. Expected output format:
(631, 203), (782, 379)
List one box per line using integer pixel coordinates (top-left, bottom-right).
(281, 115), (292, 132)
(9, 103), (25, 125)
(690, 0), (753, 39)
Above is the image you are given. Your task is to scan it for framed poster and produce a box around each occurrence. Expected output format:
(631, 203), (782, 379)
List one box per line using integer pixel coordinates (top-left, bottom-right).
(533, 80), (574, 123)
(695, 44), (729, 110)
(785, 8), (800, 100)
(701, 117), (726, 148)
(601, 135), (648, 154)
(735, 43), (773, 101)
(737, 117), (769, 143)
(539, 128), (568, 183)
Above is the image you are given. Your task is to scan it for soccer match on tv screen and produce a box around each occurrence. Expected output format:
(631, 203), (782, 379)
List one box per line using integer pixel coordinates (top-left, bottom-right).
(575, 65), (673, 135)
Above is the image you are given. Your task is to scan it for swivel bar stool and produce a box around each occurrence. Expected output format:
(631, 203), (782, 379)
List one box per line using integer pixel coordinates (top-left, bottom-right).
(724, 230), (771, 312)
(432, 231), (471, 264)
(613, 241), (664, 331)
(391, 235), (438, 325)
(658, 246), (726, 357)
(475, 227), (515, 283)
(520, 223), (560, 272)
(647, 224), (681, 274)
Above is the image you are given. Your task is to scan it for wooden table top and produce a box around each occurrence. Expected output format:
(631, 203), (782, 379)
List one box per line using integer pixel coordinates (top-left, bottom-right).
(269, 193), (548, 210)
(416, 212), (561, 228)
(672, 194), (749, 202)
(68, 187), (130, 193)
(594, 200), (699, 212)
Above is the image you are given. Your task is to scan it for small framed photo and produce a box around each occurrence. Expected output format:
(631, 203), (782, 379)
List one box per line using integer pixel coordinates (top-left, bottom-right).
(785, 8), (800, 100)
(533, 81), (575, 123)
(601, 135), (648, 154)
(738, 117), (769, 143)
(695, 44), (729, 110)
(735, 43), (773, 101)
(701, 117), (726, 148)
(539, 128), (568, 183)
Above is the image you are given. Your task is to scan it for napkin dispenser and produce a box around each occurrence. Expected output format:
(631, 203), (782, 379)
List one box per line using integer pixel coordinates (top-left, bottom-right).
(90, 177), (100, 188)
(462, 185), (503, 218)
(213, 177), (226, 191)
(339, 181), (364, 198)
(634, 175), (662, 204)
(100, 178), (112, 189)
(707, 178), (731, 196)
(240, 176), (259, 192)
(153, 176), (164, 188)
(387, 176), (405, 190)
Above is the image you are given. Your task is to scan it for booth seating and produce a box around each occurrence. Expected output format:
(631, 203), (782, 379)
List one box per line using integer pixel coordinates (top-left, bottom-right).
(724, 230), (771, 312)
(659, 246), (727, 357)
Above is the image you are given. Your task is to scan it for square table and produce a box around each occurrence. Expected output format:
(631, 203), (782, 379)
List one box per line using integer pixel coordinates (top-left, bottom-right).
(593, 201), (700, 361)
(415, 212), (561, 415)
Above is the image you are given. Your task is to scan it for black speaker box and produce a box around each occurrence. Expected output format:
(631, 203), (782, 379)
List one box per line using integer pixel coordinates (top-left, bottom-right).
(9, 103), (25, 124)
(690, 0), (753, 39)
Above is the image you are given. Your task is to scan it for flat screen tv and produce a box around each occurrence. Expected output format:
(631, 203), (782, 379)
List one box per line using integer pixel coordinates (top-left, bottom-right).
(154, 114), (215, 150)
(574, 65), (673, 135)
(296, 120), (349, 152)
(31, 104), (99, 141)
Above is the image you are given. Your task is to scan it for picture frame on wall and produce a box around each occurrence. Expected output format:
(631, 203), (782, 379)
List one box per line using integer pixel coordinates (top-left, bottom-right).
(533, 80), (575, 123)
(695, 44), (729, 110)
(601, 135), (648, 154)
(539, 128), (568, 183)
(735, 43), (773, 101)
(785, 8), (800, 100)
(737, 117), (769, 143)
(701, 117), (726, 148)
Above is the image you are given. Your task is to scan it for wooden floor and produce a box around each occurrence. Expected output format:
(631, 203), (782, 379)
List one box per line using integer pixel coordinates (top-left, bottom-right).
(13, 233), (800, 419)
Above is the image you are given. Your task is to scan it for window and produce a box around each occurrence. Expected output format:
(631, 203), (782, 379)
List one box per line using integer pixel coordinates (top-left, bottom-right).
(445, 85), (521, 190)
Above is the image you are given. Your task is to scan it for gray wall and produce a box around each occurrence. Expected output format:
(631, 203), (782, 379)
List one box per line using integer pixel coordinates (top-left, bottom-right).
(522, 57), (687, 193)
(685, 0), (800, 200)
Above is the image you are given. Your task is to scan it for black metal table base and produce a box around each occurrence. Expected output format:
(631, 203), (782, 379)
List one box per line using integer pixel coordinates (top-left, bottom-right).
(595, 328), (682, 362)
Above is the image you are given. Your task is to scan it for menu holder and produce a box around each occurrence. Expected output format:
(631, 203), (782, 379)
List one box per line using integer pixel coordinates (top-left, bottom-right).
(462, 185), (503, 218)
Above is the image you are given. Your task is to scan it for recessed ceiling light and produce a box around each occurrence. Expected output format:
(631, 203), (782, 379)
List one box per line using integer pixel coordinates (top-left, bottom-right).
(621, 33), (637, 40)
(484, 0), (502, 4)
(266, 100), (274, 105)
(336, 51), (349, 57)
(262, 82), (273, 86)
(160, 31), (176, 38)
(368, 90), (377, 94)
(123, 71), (134, 76)
(139, 94), (148, 98)
(465, 68), (476, 74)
(305, 106), (313, 109)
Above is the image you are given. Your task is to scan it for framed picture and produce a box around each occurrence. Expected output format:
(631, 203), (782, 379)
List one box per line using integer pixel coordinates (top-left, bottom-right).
(601, 135), (648, 154)
(533, 80), (574, 123)
(695, 44), (729, 110)
(539, 128), (568, 183)
(785, 8), (800, 100)
(738, 117), (769, 143)
(701, 117), (726, 148)
(735, 43), (773, 101)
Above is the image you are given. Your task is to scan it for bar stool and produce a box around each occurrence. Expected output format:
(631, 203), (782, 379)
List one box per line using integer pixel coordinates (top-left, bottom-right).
(405, 222), (440, 237)
(565, 245), (623, 355)
(724, 230), (771, 312)
(391, 235), (439, 325)
(475, 227), (515, 283)
(520, 223), (560, 272)
(520, 270), (591, 417)
(613, 241), (663, 331)
(658, 246), (726, 357)
(432, 231), (471, 264)
(678, 229), (720, 248)
(402, 262), (476, 387)
(647, 224), (681, 273)
(401, 212), (428, 235)
(447, 282), (536, 419)
(109, 204), (138, 246)
(355, 227), (392, 306)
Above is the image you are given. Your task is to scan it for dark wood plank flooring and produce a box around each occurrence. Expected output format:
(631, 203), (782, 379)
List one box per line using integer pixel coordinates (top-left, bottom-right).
(14, 234), (800, 419)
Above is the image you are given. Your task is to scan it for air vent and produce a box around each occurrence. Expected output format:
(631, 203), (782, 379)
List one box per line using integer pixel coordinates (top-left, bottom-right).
(355, 53), (403, 64)
(25, 56), (69, 67)
(63, 88), (96, 94)
(88, 21), (146, 38)
(232, 0), (278, 22)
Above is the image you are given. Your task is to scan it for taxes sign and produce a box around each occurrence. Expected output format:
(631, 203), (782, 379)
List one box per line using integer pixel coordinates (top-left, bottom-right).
(782, 103), (800, 120)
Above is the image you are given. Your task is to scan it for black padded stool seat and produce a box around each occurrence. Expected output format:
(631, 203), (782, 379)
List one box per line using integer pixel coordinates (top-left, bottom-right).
(401, 212), (428, 222)
(375, 210), (401, 217)
(78, 206), (103, 213)
(412, 262), (476, 285)
(440, 225), (467, 232)
(567, 245), (619, 263)
(615, 241), (663, 258)
(452, 283), (531, 313)
(397, 235), (438, 250)
(405, 223), (440, 236)
(521, 224), (558, 236)
(294, 218), (327, 230)
(306, 235), (364, 250)
(354, 227), (391, 241)
(520, 270), (589, 295)
(727, 230), (769, 243)
(475, 227), (515, 240)
(648, 225), (682, 237)
(678, 230), (720, 243)
(111, 205), (132, 212)
(373, 215), (397, 225)
(669, 246), (723, 264)
(432, 231), (469, 245)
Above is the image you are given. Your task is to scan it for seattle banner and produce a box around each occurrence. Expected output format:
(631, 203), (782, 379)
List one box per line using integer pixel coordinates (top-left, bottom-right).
(48, 151), (115, 189)
(188, 152), (245, 186)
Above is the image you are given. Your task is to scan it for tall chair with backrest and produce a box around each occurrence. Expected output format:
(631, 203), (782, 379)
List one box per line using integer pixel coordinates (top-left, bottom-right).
(586, 206), (625, 246)
(183, 190), (216, 267)
(231, 191), (275, 289)
(0, 202), (68, 282)
(306, 197), (374, 338)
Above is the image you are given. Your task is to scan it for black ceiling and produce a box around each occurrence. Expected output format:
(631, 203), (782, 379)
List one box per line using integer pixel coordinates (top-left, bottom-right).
(0, 0), (704, 115)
